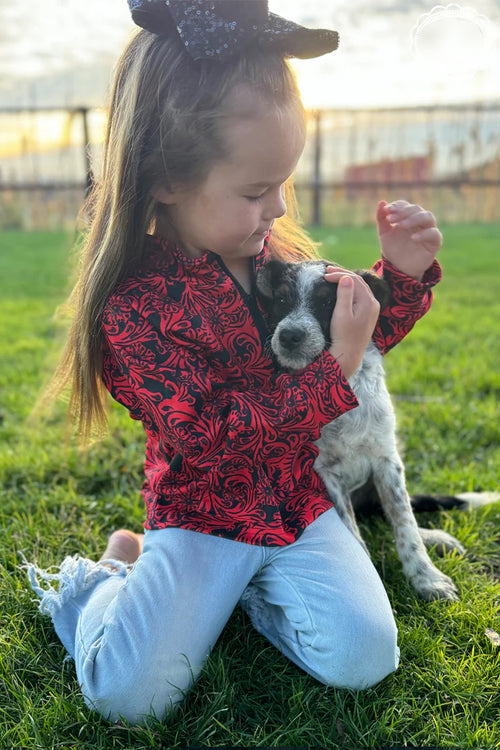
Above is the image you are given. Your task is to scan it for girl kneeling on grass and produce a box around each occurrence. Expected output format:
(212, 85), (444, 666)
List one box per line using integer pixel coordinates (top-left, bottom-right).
(27, 0), (444, 725)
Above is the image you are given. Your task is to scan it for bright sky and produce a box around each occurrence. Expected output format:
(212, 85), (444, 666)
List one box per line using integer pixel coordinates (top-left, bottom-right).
(1, 0), (500, 108)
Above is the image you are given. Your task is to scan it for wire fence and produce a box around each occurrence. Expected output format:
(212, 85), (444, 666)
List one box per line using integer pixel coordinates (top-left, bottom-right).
(1, 102), (499, 230)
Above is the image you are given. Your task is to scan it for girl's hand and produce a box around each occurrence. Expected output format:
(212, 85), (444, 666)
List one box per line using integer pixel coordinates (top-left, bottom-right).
(324, 268), (380, 380)
(376, 200), (442, 281)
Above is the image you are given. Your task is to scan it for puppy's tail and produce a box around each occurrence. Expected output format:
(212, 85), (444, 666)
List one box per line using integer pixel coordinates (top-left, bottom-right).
(352, 481), (500, 516)
(410, 492), (500, 513)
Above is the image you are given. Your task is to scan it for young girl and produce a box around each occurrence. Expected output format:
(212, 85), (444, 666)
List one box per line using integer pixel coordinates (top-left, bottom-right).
(28, 0), (444, 725)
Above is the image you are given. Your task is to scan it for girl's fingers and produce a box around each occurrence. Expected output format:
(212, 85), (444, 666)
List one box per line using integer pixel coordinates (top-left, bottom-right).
(324, 271), (355, 283)
(336, 274), (354, 303)
(395, 211), (435, 230)
(325, 264), (351, 276)
(384, 199), (414, 215)
(410, 227), (442, 243)
(325, 271), (377, 310)
(385, 203), (436, 229)
(325, 267), (362, 284)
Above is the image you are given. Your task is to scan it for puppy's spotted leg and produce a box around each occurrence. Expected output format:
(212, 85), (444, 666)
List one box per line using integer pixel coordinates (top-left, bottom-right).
(373, 458), (459, 601)
(418, 527), (465, 557)
(316, 472), (371, 557)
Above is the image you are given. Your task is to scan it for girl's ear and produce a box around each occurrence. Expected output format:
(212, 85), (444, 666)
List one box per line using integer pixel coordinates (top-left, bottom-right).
(151, 185), (179, 205)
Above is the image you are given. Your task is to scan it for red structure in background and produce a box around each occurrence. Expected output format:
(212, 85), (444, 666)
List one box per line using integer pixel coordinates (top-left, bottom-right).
(344, 156), (433, 200)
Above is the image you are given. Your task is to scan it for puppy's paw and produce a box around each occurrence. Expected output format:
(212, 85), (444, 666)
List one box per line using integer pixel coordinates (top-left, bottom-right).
(411, 570), (459, 602)
(418, 527), (466, 557)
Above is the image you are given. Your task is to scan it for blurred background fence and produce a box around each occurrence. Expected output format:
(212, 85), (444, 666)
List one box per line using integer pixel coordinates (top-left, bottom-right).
(1, 102), (499, 230)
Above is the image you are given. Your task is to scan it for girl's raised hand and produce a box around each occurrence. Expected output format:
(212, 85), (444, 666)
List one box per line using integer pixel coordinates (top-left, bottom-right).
(376, 200), (442, 281)
(324, 268), (380, 380)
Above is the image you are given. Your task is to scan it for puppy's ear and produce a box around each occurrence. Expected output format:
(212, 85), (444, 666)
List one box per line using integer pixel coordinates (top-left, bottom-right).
(357, 270), (392, 309)
(256, 259), (288, 301)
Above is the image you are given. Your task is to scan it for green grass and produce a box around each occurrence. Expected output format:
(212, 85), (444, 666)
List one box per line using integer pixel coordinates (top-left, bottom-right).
(1, 226), (499, 749)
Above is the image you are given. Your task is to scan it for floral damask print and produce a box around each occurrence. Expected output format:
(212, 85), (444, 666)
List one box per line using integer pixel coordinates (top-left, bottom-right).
(102, 236), (439, 546)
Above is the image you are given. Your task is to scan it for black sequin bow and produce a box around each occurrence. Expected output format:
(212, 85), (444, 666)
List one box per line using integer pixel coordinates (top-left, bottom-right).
(128, 0), (339, 61)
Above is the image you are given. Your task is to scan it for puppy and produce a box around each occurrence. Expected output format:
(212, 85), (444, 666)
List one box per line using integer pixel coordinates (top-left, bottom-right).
(256, 258), (464, 601)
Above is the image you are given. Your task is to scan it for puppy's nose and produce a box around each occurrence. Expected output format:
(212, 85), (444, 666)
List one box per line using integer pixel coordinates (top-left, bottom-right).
(279, 327), (305, 350)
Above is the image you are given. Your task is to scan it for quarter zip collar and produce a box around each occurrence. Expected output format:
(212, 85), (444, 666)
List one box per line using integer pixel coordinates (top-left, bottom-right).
(145, 233), (270, 279)
(214, 253), (271, 352)
(143, 233), (271, 347)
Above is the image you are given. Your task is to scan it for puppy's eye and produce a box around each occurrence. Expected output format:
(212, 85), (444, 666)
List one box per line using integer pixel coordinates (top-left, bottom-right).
(275, 294), (290, 306)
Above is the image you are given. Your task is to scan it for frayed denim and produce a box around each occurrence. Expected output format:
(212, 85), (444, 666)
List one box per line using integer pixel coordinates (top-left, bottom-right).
(26, 508), (399, 724)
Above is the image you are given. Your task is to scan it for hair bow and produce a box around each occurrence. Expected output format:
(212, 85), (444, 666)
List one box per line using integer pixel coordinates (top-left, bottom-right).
(128, 0), (339, 61)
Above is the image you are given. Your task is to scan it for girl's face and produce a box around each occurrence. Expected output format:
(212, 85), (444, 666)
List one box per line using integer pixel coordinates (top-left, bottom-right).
(156, 93), (306, 265)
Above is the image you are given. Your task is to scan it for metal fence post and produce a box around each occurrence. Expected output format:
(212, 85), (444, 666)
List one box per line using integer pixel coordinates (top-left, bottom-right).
(312, 110), (322, 226)
(79, 107), (93, 195)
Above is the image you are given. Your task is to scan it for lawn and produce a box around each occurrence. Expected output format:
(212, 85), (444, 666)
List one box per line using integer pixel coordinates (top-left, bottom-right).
(0, 225), (499, 749)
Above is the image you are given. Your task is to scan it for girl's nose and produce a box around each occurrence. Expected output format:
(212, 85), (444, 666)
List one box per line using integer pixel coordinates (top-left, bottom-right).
(263, 186), (286, 220)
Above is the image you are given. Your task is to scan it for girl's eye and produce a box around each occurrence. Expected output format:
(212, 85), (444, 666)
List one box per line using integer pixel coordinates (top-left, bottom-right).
(245, 195), (263, 202)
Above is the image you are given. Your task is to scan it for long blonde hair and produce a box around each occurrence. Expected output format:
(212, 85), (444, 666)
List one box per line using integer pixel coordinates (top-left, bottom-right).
(49, 29), (319, 439)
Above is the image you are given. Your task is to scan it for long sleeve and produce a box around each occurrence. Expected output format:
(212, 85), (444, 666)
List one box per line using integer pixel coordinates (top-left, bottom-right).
(371, 258), (442, 355)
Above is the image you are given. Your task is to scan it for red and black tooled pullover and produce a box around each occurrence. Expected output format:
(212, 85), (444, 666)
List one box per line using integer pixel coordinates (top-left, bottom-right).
(101, 235), (441, 546)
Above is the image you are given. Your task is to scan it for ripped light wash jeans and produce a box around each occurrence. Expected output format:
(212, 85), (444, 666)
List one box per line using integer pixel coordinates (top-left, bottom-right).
(27, 507), (399, 725)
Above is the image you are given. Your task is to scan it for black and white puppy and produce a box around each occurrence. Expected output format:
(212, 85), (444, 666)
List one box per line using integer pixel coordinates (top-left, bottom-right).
(256, 258), (464, 601)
